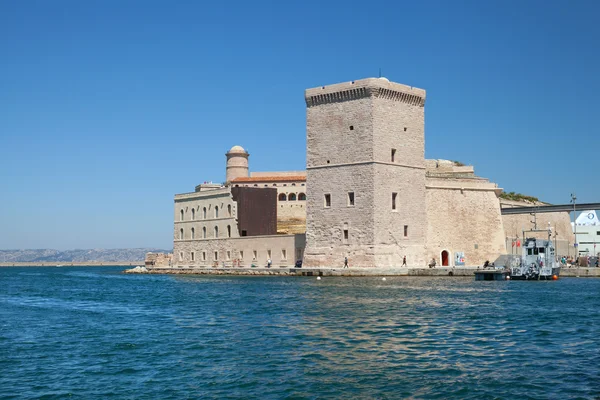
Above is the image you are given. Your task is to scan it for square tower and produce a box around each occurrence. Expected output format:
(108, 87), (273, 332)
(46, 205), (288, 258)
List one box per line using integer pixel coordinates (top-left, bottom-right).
(303, 77), (427, 267)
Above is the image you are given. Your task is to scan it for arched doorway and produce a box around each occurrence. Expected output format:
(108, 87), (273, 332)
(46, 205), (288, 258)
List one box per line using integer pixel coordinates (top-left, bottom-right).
(441, 250), (450, 266)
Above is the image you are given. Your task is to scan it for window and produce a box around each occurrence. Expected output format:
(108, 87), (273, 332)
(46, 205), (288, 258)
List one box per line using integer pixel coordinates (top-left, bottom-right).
(228, 204), (232, 216)
(348, 192), (354, 206)
(404, 225), (408, 237)
(349, 125), (354, 130)
(215, 206), (219, 218)
(226, 251), (231, 260)
(298, 193), (306, 200)
(191, 227), (195, 239)
(267, 250), (271, 259)
(273, 184), (277, 186)
(279, 193), (287, 201)
(180, 209), (184, 221)
(404, 127), (407, 132)
(241, 230), (247, 236)
(344, 229), (349, 241)
(179, 252), (183, 261)
(392, 192), (397, 210)
(391, 149), (396, 162)
(214, 226), (219, 238)
(324, 194), (331, 208)
(253, 250), (257, 260)
(292, 183), (296, 186)
(191, 252), (195, 261)
(253, 184), (258, 187)
(227, 225), (231, 238)
(179, 228), (184, 240)
(281, 249), (287, 260)
(264, 184), (268, 187)
(289, 193), (297, 201)
(240, 251), (244, 260)
(597, 231), (600, 235)
(202, 227), (207, 238)
(191, 208), (195, 220)
(301, 183), (305, 186)
(203, 207), (207, 219)
(202, 251), (206, 261)
(214, 251), (218, 261)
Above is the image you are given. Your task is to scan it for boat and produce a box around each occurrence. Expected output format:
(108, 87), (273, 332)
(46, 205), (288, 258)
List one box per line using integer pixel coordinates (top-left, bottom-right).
(509, 237), (561, 280)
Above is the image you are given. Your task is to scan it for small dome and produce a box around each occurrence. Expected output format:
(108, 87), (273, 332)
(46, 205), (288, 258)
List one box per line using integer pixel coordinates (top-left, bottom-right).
(378, 77), (389, 82)
(228, 145), (247, 154)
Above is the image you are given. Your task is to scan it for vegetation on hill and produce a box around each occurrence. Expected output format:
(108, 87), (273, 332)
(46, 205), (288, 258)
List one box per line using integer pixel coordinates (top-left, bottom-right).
(499, 191), (540, 203)
(452, 161), (466, 166)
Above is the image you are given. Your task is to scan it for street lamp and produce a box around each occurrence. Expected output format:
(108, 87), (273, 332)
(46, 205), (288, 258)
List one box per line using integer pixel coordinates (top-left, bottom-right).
(571, 193), (577, 259)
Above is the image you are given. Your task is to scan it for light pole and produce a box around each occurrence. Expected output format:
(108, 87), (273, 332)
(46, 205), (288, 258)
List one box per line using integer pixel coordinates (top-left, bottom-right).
(571, 193), (577, 259)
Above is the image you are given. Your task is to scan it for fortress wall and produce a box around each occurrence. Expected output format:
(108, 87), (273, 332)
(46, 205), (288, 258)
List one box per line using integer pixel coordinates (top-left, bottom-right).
(173, 234), (306, 268)
(426, 181), (506, 266)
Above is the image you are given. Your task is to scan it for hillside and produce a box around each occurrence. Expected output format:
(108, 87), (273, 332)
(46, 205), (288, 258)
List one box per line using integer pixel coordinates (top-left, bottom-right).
(0, 248), (171, 263)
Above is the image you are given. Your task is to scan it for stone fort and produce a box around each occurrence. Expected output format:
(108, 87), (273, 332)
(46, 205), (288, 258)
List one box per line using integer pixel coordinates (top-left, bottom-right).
(167, 77), (574, 268)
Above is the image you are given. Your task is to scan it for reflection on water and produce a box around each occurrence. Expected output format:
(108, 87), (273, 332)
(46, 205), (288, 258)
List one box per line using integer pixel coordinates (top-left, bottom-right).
(0, 267), (599, 399)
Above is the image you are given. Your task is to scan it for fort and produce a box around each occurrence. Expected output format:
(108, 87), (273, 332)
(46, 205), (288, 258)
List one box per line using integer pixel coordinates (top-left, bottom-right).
(149, 77), (575, 271)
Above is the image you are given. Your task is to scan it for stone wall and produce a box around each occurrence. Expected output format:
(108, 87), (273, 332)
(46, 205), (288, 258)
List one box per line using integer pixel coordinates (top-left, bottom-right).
(303, 77), (426, 267)
(174, 188), (239, 242)
(426, 177), (506, 267)
(172, 234), (306, 268)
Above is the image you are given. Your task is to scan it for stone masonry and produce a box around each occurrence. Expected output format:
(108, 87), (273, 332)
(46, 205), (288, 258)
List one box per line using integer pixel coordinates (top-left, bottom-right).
(303, 78), (427, 267)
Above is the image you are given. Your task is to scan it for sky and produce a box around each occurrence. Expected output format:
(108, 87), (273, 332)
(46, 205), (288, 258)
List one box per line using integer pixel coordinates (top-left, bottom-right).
(1, 0), (599, 250)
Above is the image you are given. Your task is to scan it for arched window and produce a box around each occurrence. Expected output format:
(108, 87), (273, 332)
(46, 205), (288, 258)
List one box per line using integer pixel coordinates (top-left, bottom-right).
(227, 204), (232, 216)
(235, 184), (239, 187)
(292, 183), (296, 186)
(179, 228), (184, 240)
(203, 207), (207, 219)
(289, 193), (297, 201)
(254, 184), (258, 187)
(264, 184), (268, 187)
(301, 183), (305, 186)
(214, 226), (219, 238)
(272, 184), (277, 186)
(180, 209), (184, 221)
(227, 225), (231, 238)
(278, 193), (287, 201)
(202, 227), (206, 238)
(191, 208), (195, 220)
(191, 227), (195, 239)
(215, 206), (219, 218)
(298, 193), (306, 200)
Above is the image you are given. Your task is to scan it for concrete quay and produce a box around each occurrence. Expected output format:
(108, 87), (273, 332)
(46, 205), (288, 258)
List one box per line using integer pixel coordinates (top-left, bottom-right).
(130, 266), (482, 277)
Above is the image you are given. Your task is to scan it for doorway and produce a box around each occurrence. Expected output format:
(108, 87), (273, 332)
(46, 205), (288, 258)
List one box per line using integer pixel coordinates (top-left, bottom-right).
(441, 250), (450, 266)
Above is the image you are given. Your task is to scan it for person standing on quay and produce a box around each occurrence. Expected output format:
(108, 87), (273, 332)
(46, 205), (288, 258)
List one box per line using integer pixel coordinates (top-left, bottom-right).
(402, 256), (407, 267)
(344, 257), (348, 268)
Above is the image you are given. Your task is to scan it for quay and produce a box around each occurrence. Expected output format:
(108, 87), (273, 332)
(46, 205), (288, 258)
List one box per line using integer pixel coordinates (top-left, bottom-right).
(127, 266), (600, 277)
(0, 262), (143, 267)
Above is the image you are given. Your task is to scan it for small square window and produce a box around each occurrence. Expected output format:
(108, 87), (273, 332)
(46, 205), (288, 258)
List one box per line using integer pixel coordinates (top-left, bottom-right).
(392, 192), (398, 210)
(348, 192), (355, 206)
(404, 127), (407, 132)
(324, 194), (331, 208)
(404, 225), (408, 237)
(349, 125), (354, 130)
(391, 149), (396, 163)
(597, 231), (600, 236)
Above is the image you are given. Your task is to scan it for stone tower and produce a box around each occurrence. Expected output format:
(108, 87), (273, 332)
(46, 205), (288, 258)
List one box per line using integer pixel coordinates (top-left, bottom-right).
(225, 145), (249, 184)
(303, 77), (427, 267)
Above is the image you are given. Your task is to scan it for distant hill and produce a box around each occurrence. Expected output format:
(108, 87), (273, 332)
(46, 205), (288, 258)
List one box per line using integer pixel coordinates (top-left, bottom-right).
(0, 248), (171, 263)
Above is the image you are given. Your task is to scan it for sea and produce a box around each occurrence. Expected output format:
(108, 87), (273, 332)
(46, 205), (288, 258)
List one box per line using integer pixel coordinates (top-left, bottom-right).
(0, 266), (599, 399)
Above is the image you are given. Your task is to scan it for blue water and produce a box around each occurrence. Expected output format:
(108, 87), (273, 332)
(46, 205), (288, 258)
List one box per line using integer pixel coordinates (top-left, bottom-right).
(1, 267), (599, 399)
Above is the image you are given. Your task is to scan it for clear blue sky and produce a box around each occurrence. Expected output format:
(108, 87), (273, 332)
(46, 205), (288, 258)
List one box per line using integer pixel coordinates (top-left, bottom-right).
(1, 0), (599, 250)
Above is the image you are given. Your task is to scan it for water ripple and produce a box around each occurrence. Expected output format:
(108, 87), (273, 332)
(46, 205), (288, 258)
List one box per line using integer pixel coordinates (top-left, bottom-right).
(0, 268), (599, 399)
